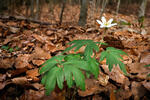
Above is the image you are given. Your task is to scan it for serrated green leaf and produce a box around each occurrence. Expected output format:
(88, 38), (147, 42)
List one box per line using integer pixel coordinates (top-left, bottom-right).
(56, 68), (64, 89)
(63, 40), (100, 60)
(62, 59), (89, 71)
(64, 54), (81, 61)
(87, 58), (99, 78)
(45, 67), (59, 95)
(100, 47), (127, 74)
(64, 65), (74, 88)
(71, 67), (85, 90)
(147, 74), (150, 77)
(100, 51), (107, 61)
(39, 55), (65, 74)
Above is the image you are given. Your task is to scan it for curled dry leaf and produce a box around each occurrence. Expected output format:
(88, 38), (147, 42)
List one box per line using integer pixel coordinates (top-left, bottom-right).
(15, 54), (32, 69)
(26, 68), (40, 79)
(98, 72), (109, 86)
(139, 50), (150, 65)
(78, 79), (106, 97)
(128, 63), (150, 80)
(32, 59), (45, 66)
(142, 81), (150, 91)
(11, 77), (29, 85)
(131, 81), (147, 100)
(0, 58), (15, 69)
(0, 74), (6, 82)
(32, 47), (51, 60)
(102, 65), (129, 84)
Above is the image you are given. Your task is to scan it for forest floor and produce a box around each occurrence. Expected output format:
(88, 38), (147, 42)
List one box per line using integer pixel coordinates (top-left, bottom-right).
(0, 3), (150, 100)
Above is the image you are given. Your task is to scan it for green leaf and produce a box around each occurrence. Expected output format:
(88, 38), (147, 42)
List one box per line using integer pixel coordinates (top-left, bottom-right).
(64, 64), (86, 90)
(72, 67), (85, 91)
(8, 48), (14, 52)
(100, 47), (127, 74)
(64, 54), (82, 61)
(64, 65), (74, 88)
(39, 55), (65, 74)
(45, 67), (59, 95)
(63, 40), (102, 60)
(1, 46), (9, 50)
(62, 59), (89, 71)
(56, 68), (64, 89)
(145, 64), (150, 67)
(87, 58), (99, 78)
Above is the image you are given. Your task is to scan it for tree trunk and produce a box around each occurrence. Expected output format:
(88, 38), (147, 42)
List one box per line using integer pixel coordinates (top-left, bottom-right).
(59, 0), (66, 24)
(78, 0), (89, 26)
(35, 0), (40, 20)
(100, 0), (108, 18)
(116, 0), (120, 15)
(138, 0), (147, 18)
(30, 0), (34, 18)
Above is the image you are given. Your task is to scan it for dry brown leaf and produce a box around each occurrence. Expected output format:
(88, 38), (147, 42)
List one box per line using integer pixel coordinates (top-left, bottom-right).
(102, 65), (129, 84)
(32, 47), (51, 60)
(139, 50), (150, 65)
(43, 43), (57, 52)
(0, 74), (6, 82)
(15, 54), (32, 69)
(128, 63), (150, 80)
(11, 77), (29, 85)
(78, 79), (106, 97)
(110, 89), (116, 100)
(32, 59), (45, 66)
(26, 68), (39, 78)
(98, 72), (109, 86)
(131, 81), (147, 100)
(0, 82), (7, 90)
(0, 58), (14, 69)
(142, 81), (150, 91)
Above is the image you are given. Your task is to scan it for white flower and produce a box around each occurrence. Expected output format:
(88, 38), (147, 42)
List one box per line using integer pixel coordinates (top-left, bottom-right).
(96, 16), (117, 28)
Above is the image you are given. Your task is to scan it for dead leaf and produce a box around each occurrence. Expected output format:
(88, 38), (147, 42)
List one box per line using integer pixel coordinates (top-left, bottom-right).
(32, 59), (45, 66)
(142, 81), (150, 91)
(26, 68), (40, 78)
(15, 54), (32, 69)
(11, 77), (29, 85)
(110, 89), (116, 100)
(128, 63), (150, 80)
(102, 65), (129, 84)
(78, 79), (106, 97)
(139, 50), (150, 65)
(0, 58), (14, 69)
(98, 72), (109, 86)
(131, 81), (147, 100)
(0, 74), (6, 82)
(32, 47), (51, 60)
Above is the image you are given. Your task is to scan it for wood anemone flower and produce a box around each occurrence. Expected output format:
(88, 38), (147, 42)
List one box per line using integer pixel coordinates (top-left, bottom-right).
(96, 16), (117, 28)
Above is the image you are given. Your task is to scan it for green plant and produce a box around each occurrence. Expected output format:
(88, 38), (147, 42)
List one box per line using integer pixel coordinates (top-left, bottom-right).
(39, 17), (128, 95)
(145, 64), (150, 77)
(1, 45), (19, 53)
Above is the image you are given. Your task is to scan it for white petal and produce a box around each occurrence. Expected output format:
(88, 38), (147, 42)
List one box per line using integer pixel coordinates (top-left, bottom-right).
(107, 18), (113, 24)
(111, 23), (117, 26)
(101, 16), (106, 24)
(96, 20), (103, 25)
(100, 25), (105, 28)
(107, 23), (117, 28)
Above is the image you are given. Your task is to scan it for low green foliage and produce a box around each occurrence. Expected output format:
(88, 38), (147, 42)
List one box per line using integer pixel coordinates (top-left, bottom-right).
(100, 47), (127, 74)
(39, 39), (127, 95)
(145, 64), (150, 77)
(1, 45), (19, 53)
